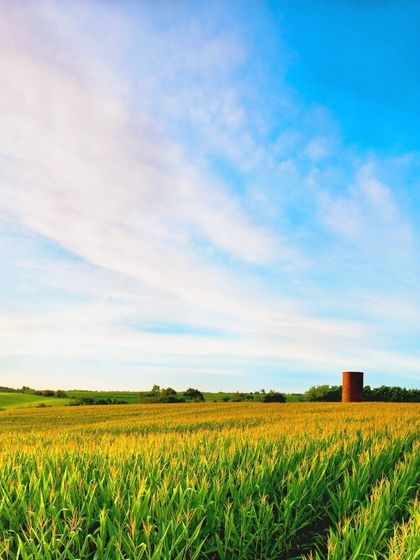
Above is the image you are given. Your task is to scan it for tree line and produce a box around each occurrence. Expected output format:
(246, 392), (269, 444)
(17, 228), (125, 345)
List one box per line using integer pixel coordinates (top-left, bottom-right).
(139, 386), (206, 403)
(0, 386), (69, 398)
(139, 386), (287, 403)
(1, 384), (419, 404)
(304, 384), (420, 402)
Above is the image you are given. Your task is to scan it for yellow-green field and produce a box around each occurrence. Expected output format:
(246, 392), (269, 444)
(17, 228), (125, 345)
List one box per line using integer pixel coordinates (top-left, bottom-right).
(0, 403), (419, 559)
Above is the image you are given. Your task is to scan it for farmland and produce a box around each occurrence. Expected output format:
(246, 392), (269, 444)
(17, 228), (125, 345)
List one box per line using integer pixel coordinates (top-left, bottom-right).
(0, 390), (303, 410)
(0, 392), (71, 410)
(0, 403), (418, 559)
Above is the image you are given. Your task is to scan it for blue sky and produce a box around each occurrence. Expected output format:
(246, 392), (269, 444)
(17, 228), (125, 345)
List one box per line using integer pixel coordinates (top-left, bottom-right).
(0, 1), (419, 391)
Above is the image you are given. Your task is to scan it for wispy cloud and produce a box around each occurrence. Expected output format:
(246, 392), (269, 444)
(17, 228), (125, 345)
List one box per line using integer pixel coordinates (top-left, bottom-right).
(0, 2), (419, 390)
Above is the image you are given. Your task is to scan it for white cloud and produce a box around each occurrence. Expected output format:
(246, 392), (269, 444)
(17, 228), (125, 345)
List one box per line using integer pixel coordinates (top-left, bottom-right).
(0, 2), (419, 390)
(304, 136), (331, 161)
(0, 3), (288, 276)
(318, 162), (414, 259)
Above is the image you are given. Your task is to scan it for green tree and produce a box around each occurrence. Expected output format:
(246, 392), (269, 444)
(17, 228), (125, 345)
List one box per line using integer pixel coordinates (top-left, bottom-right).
(304, 385), (341, 402)
(151, 385), (161, 395)
(161, 387), (176, 397)
(183, 388), (204, 401)
(262, 391), (286, 403)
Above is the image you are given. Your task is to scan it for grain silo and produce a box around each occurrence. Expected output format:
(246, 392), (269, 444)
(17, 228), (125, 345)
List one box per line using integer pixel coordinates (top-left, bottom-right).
(342, 371), (364, 402)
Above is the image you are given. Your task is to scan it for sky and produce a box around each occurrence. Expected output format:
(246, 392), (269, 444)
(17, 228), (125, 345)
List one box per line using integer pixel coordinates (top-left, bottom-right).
(1, 1), (419, 392)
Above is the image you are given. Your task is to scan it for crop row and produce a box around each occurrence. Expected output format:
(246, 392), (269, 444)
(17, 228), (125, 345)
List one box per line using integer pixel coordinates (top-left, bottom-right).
(0, 403), (418, 559)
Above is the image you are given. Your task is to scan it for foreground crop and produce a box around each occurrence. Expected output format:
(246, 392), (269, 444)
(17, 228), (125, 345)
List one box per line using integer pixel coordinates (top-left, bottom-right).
(0, 403), (419, 559)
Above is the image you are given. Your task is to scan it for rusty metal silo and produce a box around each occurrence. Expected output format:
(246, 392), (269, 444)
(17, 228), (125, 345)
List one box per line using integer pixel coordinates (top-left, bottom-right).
(342, 371), (364, 402)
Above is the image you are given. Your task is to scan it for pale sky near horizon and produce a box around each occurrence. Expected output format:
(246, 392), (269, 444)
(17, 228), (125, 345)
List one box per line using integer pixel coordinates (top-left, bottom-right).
(1, 1), (419, 392)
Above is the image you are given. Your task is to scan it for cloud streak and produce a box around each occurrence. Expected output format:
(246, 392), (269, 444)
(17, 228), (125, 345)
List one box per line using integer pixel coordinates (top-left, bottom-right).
(0, 2), (419, 390)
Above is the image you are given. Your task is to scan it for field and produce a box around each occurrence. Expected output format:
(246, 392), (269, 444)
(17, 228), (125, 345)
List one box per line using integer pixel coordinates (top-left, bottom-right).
(0, 391), (303, 410)
(66, 391), (241, 403)
(0, 403), (418, 559)
(0, 392), (71, 409)
(67, 391), (142, 404)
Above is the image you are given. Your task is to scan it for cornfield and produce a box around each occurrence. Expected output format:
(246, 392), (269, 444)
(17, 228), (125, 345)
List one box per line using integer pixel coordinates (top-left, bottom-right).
(0, 402), (418, 559)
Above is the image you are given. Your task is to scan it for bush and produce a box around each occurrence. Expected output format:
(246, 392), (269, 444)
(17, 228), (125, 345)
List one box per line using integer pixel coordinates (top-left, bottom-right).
(161, 394), (185, 403)
(183, 388), (205, 402)
(69, 398), (128, 407)
(304, 385), (341, 402)
(262, 391), (286, 403)
(0, 386), (21, 393)
(21, 386), (34, 393)
(140, 386), (185, 404)
(35, 390), (55, 397)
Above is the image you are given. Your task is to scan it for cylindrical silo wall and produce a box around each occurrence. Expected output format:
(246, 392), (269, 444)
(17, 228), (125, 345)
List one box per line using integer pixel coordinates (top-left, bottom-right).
(342, 371), (364, 402)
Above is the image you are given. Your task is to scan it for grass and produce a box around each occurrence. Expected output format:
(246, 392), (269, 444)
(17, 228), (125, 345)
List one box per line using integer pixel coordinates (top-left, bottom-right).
(67, 390), (141, 404)
(67, 390), (302, 403)
(0, 390), (303, 410)
(0, 392), (71, 409)
(203, 392), (303, 402)
(0, 402), (418, 559)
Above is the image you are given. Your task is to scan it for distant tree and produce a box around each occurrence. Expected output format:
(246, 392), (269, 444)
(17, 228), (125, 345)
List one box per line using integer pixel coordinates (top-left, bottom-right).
(161, 387), (176, 396)
(262, 390), (286, 403)
(55, 390), (68, 398)
(69, 397), (128, 406)
(304, 385), (341, 402)
(304, 385), (329, 401)
(0, 386), (20, 393)
(303, 384), (420, 403)
(162, 393), (184, 403)
(78, 397), (95, 405)
(140, 386), (184, 403)
(39, 390), (55, 397)
(364, 385), (420, 402)
(21, 386), (33, 393)
(183, 388), (204, 401)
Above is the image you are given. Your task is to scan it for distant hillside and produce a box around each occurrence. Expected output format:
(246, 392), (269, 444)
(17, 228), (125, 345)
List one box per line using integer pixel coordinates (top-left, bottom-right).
(67, 390), (141, 404)
(0, 389), (303, 410)
(0, 392), (71, 409)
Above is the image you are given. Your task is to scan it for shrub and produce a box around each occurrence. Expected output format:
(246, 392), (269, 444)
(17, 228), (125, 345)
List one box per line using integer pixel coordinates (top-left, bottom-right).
(304, 385), (341, 402)
(35, 390), (55, 397)
(183, 388), (205, 402)
(0, 386), (21, 393)
(140, 386), (185, 404)
(262, 391), (286, 403)
(69, 398), (128, 407)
